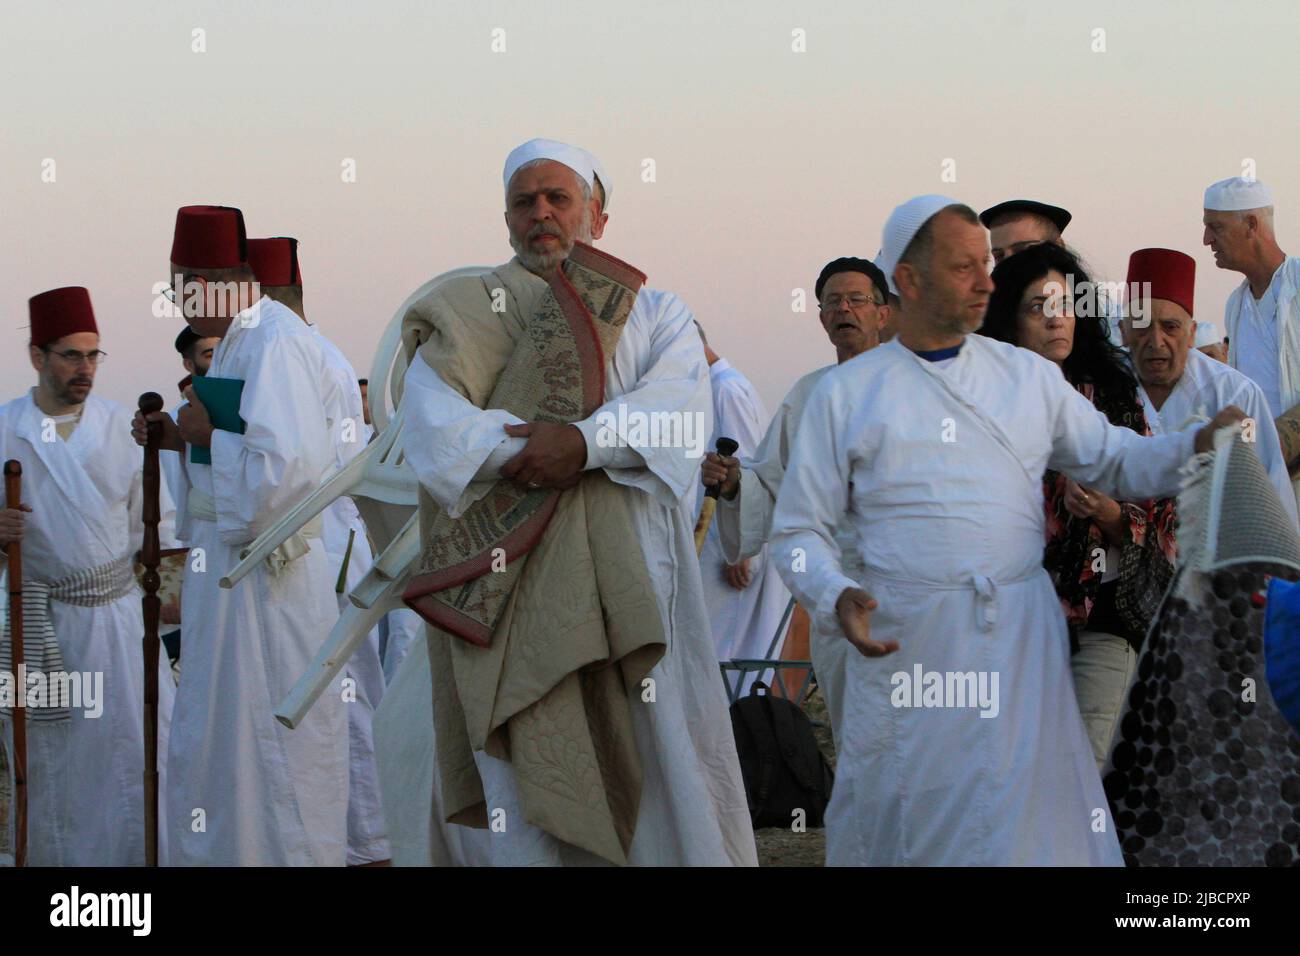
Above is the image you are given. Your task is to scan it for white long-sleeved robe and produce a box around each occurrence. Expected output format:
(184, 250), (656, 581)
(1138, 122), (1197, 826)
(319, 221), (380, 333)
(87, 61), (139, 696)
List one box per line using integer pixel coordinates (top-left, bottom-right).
(770, 335), (1202, 866)
(0, 392), (174, 866)
(698, 359), (790, 666)
(374, 281), (757, 866)
(310, 325), (390, 866)
(1138, 347), (1298, 527)
(1223, 255), (1300, 513)
(167, 298), (347, 866)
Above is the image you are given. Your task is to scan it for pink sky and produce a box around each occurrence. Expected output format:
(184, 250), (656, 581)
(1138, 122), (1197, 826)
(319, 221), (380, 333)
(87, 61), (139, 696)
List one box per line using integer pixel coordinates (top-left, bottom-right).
(3, 0), (1298, 416)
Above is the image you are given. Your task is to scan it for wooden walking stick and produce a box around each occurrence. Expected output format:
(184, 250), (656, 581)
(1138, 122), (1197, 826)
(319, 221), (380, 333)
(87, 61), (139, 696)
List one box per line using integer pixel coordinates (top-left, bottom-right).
(694, 437), (738, 555)
(137, 394), (164, 866)
(4, 459), (27, 867)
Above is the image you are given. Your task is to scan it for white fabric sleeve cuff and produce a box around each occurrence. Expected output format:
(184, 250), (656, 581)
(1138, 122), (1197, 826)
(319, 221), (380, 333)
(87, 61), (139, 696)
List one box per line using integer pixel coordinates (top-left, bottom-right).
(573, 415), (642, 471)
(810, 573), (858, 641)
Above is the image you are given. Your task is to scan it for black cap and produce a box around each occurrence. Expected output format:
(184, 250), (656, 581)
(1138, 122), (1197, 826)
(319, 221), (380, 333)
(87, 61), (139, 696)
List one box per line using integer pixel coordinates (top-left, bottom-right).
(815, 257), (890, 302)
(979, 199), (1072, 233)
(174, 326), (200, 355)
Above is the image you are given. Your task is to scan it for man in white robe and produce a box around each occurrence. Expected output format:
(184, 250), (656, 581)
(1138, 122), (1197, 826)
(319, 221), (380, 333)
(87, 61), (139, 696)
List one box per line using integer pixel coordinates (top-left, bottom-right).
(135, 206), (347, 866)
(248, 237), (390, 866)
(1122, 247), (1297, 526)
(706, 256), (890, 741)
(770, 196), (1248, 866)
(1, 286), (174, 866)
(691, 323), (789, 671)
(375, 138), (756, 866)
(1203, 176), (1300, 511)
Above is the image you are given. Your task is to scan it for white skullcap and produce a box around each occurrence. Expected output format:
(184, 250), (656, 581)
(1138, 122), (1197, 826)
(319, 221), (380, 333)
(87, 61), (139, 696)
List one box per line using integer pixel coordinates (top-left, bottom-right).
(1195, 321), (1222, 348)
(876, 194), (962, 291)
(503, 137), (611, 210)
(1204, 176), (1273, 212)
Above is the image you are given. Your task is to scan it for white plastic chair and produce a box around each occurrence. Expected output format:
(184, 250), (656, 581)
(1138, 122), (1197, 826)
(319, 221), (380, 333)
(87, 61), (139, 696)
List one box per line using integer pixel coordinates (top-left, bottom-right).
(258, 266), (493, 726)
(220, 266), (492, 589)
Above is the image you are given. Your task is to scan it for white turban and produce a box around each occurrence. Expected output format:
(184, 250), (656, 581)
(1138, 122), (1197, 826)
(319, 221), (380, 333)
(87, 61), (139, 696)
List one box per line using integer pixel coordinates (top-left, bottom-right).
(502, 137), (611, 210)
(1204, 176), (1273, 212)
(875, 195), (962, 290)
(1195, 321), (1223, 348)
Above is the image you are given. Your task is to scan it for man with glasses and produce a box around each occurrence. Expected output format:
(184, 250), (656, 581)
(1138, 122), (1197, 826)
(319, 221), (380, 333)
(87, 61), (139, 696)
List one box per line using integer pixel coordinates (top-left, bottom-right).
(702, 257), (889, 746)
(0, 286), (176, 865)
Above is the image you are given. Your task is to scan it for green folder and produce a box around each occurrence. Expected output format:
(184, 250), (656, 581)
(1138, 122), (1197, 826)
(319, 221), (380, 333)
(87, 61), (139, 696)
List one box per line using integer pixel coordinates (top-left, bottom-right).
(188, 376), (246, 465)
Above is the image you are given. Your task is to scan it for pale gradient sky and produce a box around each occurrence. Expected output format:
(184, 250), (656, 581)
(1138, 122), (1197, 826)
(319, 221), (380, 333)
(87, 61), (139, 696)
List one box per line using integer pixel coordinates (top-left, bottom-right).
(3, 0), (1298, 415)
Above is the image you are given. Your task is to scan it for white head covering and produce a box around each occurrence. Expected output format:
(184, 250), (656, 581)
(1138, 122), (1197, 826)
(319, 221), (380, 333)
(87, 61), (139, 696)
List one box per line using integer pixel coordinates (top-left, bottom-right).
(1195, 321), (1223, 348)
(876, 194), (962, 291)
(1204, 176), (1273, 212)
(503, 137), (611, 210)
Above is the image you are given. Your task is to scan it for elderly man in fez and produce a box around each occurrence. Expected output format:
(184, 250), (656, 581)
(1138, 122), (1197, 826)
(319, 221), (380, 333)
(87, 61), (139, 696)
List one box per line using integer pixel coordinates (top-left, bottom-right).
(770, 195), (1250, 866)
(133, 205), (347, 866)
(1204, 176), (1300, 507)
(1123, 247), (1296, 526)
(1, 287), (176, 865)
(376, 137), (756, 866)
(246, 236), (391, 867)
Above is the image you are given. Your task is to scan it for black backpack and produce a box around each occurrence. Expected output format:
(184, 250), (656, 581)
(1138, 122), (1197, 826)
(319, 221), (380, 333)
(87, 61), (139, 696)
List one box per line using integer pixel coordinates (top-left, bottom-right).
(729, 681), (834, 829)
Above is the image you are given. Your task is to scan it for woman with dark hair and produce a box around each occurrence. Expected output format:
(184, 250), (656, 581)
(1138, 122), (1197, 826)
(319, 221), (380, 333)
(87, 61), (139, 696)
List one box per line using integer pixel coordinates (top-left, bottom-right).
(979, 243), (1177, 769)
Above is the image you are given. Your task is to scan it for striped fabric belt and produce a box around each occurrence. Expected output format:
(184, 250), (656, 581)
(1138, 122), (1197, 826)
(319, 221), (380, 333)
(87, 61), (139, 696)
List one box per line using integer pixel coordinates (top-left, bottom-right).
(2, 555), (135, 722)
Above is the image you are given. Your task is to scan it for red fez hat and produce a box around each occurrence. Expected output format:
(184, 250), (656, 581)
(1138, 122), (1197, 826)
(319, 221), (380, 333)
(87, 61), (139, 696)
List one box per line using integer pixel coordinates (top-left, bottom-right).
(29, 286), (99, 348)
(1127, 248), (1196, 317)
(246, 237), (303, 286)
(170, 205), (248, 269)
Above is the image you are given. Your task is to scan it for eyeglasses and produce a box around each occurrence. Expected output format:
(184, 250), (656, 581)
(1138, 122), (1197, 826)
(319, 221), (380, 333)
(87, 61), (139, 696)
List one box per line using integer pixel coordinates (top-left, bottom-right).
(164, 273), (200, 304)
(43, 348), (107, 366)
(820, 294), (883, 311)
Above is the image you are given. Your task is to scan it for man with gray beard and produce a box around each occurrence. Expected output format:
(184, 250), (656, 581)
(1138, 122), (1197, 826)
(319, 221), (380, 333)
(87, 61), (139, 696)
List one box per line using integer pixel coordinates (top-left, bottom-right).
(374, 137), (756, 866)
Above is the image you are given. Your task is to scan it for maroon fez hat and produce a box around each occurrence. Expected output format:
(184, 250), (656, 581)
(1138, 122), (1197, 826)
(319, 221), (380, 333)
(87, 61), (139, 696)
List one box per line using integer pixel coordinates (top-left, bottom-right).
(170, 205), (248, 269)
(1127, 248), (1196, 317)
(246, 237), (303, 286)
(29, 286), (99, 348)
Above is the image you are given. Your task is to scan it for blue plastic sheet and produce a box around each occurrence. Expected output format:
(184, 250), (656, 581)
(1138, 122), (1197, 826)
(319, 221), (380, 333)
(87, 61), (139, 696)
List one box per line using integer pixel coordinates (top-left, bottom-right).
(1265, 577), (1300, 737)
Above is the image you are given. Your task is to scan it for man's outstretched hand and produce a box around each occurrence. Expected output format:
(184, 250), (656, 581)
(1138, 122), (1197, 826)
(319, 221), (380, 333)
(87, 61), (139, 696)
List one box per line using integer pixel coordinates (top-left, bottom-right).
(835, 586), (899, 658)
(500, 421), (588, 490)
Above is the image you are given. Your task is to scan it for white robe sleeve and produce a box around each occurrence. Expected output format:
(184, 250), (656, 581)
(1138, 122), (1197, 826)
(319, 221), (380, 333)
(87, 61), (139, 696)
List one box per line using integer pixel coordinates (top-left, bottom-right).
(769, 378), (857, 638)
(208, 332), (332, 546)
(717, 399), (789, 564)
(401, 353), (528, 518)
(571, 292), (713, 509)
(330, 366), (368, 472)
(1045, 367), (1196, 500)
